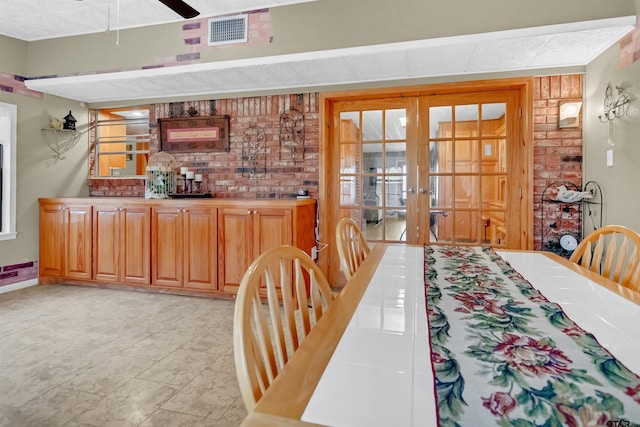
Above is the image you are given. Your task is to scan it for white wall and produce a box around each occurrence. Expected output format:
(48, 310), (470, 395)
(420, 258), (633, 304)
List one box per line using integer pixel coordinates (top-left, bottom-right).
(584, 26), (640, 232)
(0, 86), (89, 266)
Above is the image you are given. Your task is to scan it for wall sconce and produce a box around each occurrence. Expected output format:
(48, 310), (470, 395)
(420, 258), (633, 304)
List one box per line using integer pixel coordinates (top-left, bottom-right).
(598, 84), (630, 147)
(558, 102), (582, 128)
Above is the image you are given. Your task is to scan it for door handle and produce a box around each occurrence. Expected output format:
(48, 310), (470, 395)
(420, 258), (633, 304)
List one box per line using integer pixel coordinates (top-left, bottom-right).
(406, 187), (416, 194)
(419, 188), (428, 194)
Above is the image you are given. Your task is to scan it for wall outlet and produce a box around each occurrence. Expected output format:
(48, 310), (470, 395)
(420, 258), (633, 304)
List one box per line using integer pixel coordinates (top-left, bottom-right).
(606, 149), (613, 167)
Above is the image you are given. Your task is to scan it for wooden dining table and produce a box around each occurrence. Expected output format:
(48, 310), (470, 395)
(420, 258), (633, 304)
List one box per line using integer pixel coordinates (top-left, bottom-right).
(239, 244), (640, 427)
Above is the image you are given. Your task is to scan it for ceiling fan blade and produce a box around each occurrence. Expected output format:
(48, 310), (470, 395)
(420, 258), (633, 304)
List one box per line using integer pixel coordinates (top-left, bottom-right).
(157, 0), (200, 19)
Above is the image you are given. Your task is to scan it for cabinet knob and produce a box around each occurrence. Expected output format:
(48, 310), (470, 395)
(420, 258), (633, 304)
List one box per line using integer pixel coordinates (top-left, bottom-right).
(253, 210), (257, 214)
(247, 210), (252, 214)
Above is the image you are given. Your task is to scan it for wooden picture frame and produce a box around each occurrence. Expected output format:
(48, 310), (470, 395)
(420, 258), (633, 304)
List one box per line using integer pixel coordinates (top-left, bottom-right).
(158, 115), (230, 153)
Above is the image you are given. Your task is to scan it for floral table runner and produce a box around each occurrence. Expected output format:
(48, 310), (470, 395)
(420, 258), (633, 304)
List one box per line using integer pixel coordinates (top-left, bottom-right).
(424, 245), (640, 426)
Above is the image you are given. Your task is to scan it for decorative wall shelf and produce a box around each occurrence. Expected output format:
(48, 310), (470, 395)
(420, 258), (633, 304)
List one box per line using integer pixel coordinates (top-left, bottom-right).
(41, 128), (81, 160)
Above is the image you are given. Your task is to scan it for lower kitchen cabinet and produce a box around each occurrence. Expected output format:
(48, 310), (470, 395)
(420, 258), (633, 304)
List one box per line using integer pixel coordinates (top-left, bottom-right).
(39, 201), (92, 280)
(217, 207), (293, 294)
(94, 204), (150, 285)
(39, 197), (315, 298)
(151, 206), (217, 291)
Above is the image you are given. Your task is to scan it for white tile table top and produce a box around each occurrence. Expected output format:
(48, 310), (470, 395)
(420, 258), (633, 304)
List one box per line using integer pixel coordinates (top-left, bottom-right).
(301, 246), (640, 427)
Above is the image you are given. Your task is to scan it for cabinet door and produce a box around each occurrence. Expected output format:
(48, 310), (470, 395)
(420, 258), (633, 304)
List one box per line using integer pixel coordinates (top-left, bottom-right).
(39, 203), (66, 277)
(254, 208), (292, 255)
(218, 208), (254, 293)
(120, 206), (150, 285)
(39, 203), (92, 280)
(183, 207), (217, 290)
(65, 204), (93, 280)
(93, 206), (120, 282)
(152, 207), (184, 287)
(254, 208), (292, 295)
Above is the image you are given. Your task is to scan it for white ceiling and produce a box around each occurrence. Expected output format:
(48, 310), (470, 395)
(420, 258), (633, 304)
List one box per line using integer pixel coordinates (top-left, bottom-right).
(0, 0), (319, 41)
(24, 16), (635, 104)
(4, 1), (634, 104)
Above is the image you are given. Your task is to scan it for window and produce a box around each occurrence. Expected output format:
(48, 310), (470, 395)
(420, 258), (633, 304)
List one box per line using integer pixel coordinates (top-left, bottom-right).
(0, 102), (17, 240)
(94, 107), (150, 177)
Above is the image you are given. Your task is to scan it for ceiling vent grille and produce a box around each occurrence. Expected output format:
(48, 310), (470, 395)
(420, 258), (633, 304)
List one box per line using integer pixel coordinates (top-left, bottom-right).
(208, 14), (248, 46)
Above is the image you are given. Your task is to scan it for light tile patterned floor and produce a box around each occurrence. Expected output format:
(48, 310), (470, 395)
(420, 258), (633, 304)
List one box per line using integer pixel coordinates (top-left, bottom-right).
(0, 285), (246, 427)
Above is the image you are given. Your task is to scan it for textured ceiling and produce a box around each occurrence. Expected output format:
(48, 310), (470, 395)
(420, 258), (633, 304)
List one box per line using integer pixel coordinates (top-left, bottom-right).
(24, 17), (635, 104)
(0, 0), (319, 41)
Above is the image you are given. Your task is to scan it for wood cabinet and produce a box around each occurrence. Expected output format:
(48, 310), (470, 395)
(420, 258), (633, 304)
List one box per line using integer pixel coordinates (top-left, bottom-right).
(39, 201), (92, 280)
(38, 198), (315, 298)
(151, 206), (217, 291)
(93, 204), (150, 285)
(218, 207), (293, 294)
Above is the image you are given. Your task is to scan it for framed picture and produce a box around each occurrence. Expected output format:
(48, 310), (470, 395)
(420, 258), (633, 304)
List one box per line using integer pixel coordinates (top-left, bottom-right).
(158, 115), (230, 153)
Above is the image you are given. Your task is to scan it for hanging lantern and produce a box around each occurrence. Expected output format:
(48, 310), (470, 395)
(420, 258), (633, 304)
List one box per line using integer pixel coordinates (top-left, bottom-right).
(63, 110), (77, 131)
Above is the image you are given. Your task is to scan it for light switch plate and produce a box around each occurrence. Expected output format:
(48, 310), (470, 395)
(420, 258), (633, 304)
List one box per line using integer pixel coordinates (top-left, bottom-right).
(606, 149), (613, 167)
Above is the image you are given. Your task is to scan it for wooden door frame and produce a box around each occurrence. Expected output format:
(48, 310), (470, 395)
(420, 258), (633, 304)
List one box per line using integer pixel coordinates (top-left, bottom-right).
(319, 77), (534, 286)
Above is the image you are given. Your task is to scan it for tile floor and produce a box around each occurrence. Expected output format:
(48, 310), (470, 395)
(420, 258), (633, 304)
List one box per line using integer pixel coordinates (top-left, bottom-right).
(0, 284), (247, 426)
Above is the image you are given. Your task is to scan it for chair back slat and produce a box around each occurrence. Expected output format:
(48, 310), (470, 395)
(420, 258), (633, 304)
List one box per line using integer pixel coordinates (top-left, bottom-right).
(621, 247), (640, 287)
(234, 245), (335, 411)
(252, 287), (278, 383)
(610, 235), (629, 283)
(265, 268), (288, 369)
(279, 262), (298, 351)
(570, 225), (640, 291)
(630, 261), (640, 292)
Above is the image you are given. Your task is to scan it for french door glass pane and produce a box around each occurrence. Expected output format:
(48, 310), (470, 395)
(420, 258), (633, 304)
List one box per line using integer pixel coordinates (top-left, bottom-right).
(385, 109), (407, 140)
(340, 143), (360, 173)
(385, 175), (406, 208)
(429, 140), (452, 173)
(455, 175), (479, 208)
(340, 175), (359, 205)
(454, 104), (479, 137)
(430, 176), (452, 208)
(429, 106), (452, 138)
(362, 110), (382, 141)
(431, 211), (452, 244)
(363, 143), (383, 172)
(454, 140), (480, 173)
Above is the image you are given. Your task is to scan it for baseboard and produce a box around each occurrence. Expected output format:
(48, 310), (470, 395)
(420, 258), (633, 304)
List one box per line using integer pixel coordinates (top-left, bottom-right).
(0, 278), (38, 294)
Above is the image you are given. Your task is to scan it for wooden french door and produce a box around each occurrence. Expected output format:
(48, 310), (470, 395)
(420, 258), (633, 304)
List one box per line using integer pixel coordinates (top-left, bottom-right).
(413, 90), (524, 246)
(330, 85), (528, 251)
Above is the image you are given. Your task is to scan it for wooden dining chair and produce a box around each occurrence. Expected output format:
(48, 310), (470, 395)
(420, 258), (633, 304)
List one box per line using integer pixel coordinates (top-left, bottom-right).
(569, 225), (640, 292)
(335, 217), (371, 281)
(233, 245), (335, 411)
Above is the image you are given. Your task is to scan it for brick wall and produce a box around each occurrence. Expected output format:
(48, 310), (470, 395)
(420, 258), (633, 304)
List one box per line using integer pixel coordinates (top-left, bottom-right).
(88, 93), (320, 199)
(88, 77), (583, 249)
(0, 261), (38, 289)
(532, 75), (583, 251)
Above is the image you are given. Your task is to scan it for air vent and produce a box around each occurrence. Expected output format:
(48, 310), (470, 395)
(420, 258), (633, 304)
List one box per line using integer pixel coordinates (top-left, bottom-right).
(208, 14), (248, 46)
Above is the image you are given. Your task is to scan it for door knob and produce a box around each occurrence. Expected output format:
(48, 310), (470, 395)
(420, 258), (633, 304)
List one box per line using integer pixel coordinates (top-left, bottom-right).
(406, 188), (416, 194)
(419, 188), (428, 194)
